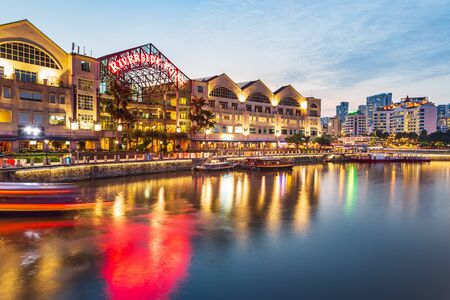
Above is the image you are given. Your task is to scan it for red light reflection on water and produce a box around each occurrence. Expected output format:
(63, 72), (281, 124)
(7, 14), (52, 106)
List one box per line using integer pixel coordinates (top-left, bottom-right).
(0, 219), (78, 235)
(99, 215), (194, 300)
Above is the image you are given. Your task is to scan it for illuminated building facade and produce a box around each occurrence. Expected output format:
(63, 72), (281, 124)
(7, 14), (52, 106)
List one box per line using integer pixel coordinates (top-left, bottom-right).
(366, 93), (392, 130)
(0, 20), (321, 152)
(191, 74), (321, 148)
(97, 43), (190, 151)
(0, 20), (99, 152)
(373, 97), (437, 134)
(342, 112), (367, 136)
(437, 104), (450, 132)
(327, 117), (341, 137)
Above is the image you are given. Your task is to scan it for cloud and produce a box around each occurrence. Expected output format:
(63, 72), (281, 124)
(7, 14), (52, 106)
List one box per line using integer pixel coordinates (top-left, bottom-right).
(183, 0), (450, 111)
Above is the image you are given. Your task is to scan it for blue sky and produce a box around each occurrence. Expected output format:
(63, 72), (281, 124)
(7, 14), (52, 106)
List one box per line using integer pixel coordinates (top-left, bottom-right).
(2, 0), (450, 115)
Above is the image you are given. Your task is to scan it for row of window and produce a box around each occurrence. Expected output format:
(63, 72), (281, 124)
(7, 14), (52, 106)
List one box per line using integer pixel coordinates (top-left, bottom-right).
(2, 86), (66, 104)
(0, 109), (66, 126)
(212, 125), (307, 135)
(209, 100), (304, 115)
(78, 94), (94, 110)
(78, 79), (94, 92)
(0, 42), (59, 69)
(15, 69), (36, 83)
(207, 86), (304, 107)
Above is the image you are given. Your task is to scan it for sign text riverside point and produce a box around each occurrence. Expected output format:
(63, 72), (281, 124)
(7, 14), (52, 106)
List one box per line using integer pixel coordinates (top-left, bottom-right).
(107, 53), (187, 86)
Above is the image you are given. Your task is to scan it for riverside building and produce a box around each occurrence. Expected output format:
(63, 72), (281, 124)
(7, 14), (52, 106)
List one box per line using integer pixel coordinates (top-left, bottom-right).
(0, 20), (99, 152)
(372, 97), (437, 134)
(0, 19), (322, 152)
(191, 74), (321, 149)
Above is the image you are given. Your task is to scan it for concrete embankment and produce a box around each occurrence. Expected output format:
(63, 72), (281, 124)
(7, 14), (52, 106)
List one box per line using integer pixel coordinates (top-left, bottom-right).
(1, 159), (193, 183)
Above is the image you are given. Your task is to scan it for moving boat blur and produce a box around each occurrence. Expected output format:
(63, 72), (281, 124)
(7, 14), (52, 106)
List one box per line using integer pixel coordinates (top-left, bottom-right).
(347, 153), (431, 163)
(0, 183), (96, 212)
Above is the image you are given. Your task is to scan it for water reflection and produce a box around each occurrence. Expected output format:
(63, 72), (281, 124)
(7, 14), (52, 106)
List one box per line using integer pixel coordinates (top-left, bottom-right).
(0, 162), (449, 299)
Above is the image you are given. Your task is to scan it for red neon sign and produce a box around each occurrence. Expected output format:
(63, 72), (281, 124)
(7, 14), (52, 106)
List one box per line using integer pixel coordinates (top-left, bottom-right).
(108, 53), (187, 86)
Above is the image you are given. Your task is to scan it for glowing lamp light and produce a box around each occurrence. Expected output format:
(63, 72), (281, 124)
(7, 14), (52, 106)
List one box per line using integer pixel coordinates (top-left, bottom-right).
(205, 128), (211, 135)
(176, 126), (181, 133)
(271, 97), (278, 106)
(44, 139), (49, 145)
(24, 126), (41, 136)
(239, 93), (245, 103)
(0, 59), (13, 77)
(71, 121), (79, 130)
(275, 130), (281, 137)
(39, 69), (57, 85)
(94, 123), (102, 131)
(29, 140), (37, 145)
(221, 134), (233, 141)
(117, 124), (123, 132)
(300, 101), (308, 110)
(65, 141), (70, 146)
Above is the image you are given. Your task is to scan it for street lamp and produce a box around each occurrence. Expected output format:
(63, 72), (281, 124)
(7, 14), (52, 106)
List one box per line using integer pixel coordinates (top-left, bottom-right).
(44, 139), (49, 165)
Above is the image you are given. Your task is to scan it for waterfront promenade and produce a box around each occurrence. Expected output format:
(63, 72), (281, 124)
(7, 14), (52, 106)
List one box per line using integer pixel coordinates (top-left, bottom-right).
(1, 148), (449, 182)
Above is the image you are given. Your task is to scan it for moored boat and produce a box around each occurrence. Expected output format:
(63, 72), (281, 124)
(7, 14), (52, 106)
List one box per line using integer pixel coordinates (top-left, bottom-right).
(193, 159), (238, 171)
(241, 157), (294, 171)
(347, 153), (431, 163)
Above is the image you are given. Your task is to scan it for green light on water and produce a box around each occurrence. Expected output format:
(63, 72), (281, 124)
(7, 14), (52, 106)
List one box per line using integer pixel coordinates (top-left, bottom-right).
(345, 166), (358, 215)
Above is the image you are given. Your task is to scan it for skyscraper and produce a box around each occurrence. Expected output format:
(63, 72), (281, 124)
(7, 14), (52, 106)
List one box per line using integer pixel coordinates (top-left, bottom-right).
(358, 104), (367, 115)
(336, 101), (349, 123)
(437, 104), (450, 132)
(366, 93), (392, 130)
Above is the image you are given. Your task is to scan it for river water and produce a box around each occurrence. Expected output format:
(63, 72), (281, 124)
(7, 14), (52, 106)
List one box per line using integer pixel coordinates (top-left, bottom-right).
(0, 162), (450, 300)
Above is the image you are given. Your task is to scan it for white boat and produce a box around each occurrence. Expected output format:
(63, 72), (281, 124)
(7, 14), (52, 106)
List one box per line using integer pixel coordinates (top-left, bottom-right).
(193, 159), (238, 171)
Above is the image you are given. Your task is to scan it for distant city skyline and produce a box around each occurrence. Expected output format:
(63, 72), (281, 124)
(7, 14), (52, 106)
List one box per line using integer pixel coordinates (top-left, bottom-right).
(1, 0), (449, 116)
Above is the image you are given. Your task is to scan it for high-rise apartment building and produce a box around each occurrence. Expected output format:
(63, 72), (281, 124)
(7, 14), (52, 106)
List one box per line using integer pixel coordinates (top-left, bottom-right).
(342, 112), (367, 136)
(327, 117), (341, 137)
(366, 93), (392, 130)
(373, 98), (437, 135)
(437, 104), (450, 132)
(336, 101), (349, 123)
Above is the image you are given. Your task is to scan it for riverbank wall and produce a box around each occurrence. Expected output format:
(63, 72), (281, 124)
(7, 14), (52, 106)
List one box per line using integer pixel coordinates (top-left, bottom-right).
(1, 159), (193, 183)
(1, 152), (450, 183)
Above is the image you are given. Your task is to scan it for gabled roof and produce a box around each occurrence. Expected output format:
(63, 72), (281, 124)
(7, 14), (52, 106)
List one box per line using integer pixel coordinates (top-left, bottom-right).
(273, 85), (290, 95)
(193, 75), (218, 82)
(0, 19), (67, 55)
(237, 80), (257, 89)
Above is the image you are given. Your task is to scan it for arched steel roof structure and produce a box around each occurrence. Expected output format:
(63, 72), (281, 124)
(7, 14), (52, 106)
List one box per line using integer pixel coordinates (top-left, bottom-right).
(98, 43), (190, 96)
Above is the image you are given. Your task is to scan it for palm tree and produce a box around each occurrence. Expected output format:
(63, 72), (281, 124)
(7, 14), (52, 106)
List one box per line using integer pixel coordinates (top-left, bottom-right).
(168, 132), (188, 151)
(104, 80), (135, 124)
(189, 96), (216, 150)
(104, 79), (137, 150)
(285, 132), (308, 149)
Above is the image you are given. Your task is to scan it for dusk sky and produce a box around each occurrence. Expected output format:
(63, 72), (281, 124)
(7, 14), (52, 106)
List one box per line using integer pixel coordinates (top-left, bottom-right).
(2, 0), (450, 115)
